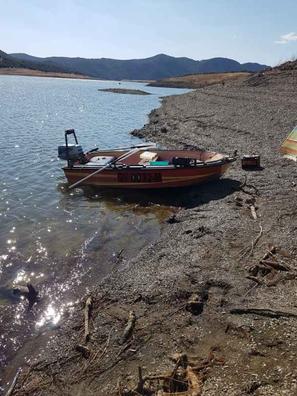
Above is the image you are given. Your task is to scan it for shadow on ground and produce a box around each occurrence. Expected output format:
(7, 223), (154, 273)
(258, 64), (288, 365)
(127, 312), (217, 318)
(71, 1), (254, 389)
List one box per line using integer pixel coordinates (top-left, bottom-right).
(80, 178), (241, 209)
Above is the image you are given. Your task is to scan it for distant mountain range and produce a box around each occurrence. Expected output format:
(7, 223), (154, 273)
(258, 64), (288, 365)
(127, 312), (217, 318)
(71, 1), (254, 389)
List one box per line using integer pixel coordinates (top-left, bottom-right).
(2, 50), (268, 80)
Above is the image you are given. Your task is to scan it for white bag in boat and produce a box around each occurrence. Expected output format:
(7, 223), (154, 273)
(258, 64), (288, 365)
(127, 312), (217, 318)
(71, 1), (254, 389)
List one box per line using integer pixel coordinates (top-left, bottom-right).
(139, 151), (158, 162)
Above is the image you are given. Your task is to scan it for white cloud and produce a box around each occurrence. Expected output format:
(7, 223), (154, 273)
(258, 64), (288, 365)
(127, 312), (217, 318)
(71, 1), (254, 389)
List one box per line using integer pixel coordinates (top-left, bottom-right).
(275, 32), (297, 44)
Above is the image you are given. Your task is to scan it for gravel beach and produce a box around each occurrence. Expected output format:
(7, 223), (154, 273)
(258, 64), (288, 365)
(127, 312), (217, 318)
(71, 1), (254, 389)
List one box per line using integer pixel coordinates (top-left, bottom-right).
(8, 68), (297, 395)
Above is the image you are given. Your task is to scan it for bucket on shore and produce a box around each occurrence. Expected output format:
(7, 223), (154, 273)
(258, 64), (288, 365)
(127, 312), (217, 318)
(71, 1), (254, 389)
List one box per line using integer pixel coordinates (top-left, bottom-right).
(241, 155), (261, 169)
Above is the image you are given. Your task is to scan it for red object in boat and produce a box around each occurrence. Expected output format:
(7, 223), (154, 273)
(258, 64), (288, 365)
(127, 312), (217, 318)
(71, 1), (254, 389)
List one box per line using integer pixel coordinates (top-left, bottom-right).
(62, 148), (235, 189)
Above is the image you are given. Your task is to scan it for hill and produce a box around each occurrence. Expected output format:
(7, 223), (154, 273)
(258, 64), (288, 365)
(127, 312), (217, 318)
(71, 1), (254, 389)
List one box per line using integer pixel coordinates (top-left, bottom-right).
(10, 52), (268, 80)
(274, 59), (297, 71)
(0, 50), (68, 74)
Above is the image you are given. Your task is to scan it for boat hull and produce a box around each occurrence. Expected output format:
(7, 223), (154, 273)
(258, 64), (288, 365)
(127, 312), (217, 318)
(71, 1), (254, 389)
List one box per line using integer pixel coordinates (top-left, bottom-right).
(63, 162), (231, 189)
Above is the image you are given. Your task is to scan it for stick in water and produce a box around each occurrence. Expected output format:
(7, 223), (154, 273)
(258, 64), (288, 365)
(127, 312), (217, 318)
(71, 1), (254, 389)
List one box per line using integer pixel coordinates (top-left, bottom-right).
(84, 296), (92, 343)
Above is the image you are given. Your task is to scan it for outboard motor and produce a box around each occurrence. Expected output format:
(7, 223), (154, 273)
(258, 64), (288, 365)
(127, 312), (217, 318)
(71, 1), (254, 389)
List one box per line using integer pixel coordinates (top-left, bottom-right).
(58, 129), (86, 167)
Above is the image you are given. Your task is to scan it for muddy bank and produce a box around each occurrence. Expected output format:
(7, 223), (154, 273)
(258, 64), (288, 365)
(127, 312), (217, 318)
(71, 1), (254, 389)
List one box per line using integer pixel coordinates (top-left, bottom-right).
(7, 69), (297, 395)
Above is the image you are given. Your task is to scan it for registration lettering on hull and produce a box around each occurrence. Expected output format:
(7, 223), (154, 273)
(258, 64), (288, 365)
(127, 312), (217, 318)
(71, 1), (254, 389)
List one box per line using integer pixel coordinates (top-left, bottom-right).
(118, 172), (162, 183)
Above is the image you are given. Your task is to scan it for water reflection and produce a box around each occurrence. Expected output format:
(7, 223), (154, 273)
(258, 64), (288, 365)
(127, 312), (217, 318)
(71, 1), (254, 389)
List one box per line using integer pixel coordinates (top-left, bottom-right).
(36, 304), (62, 329)
(0, 76), (191, 385)
(0, 183), (177, 381)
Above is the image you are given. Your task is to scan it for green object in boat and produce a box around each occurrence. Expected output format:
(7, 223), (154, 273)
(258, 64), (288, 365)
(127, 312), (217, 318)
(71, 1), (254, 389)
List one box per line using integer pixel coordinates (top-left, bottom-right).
(149, 161), (169, 166)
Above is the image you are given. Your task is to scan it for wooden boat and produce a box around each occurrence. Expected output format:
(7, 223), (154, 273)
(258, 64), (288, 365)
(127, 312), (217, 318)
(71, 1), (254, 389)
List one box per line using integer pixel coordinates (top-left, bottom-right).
(58, 130), (236, 190)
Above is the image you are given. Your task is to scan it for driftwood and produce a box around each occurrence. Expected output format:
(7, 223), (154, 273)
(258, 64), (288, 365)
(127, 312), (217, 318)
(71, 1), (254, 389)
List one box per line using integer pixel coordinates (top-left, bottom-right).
(248, 246), (290, 276)
(261, 246), (277, 261)
(119, 350), (223, 395)
(136, 366), (144, 394)
(84, 296), (92, 343)
(186, 366), (203, 396)
(168, 353), (188, 392)
(121, 347), (225, 395)
(245, 241), (295, 291)
(5, 369), (21, 396)
(130, 358), (199, 395)
(230, 307), (297, 319)
(120, 310), (136, 345)
(260, 259), (290, 272)
(249, 263), (272, 277)
(246, 275), (263, 285)
(250, 205), (257, 220)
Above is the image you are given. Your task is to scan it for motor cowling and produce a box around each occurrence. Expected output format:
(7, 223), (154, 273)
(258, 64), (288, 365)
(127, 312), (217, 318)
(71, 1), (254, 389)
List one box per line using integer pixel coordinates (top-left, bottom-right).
(58, 144), (84, 161)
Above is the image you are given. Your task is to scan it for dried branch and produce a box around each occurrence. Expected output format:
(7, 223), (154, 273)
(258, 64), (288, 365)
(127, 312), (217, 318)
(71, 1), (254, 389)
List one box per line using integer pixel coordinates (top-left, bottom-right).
(5, 369), (21, 396)
(250, 205), (257, 220)
(260, 259), (290, 272)
(246, 275), (263, 285)
(84, 296), (92, 343)
(239, 224), (263, 260)
(230, 307), (297, 319)
(120, 311), (136, 345)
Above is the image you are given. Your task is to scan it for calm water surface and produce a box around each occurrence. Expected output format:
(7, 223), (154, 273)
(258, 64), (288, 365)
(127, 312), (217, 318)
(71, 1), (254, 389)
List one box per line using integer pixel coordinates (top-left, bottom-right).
(0, 75), (189, 381)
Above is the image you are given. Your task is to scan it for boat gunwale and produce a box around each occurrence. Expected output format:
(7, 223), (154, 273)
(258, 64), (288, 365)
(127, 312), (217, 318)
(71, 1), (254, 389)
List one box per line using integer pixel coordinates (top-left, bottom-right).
(65, 156), (235, 172)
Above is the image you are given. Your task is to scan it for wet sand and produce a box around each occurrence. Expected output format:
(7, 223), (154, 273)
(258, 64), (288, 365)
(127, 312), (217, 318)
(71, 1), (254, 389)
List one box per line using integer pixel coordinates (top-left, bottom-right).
(7, 69), (297, 395)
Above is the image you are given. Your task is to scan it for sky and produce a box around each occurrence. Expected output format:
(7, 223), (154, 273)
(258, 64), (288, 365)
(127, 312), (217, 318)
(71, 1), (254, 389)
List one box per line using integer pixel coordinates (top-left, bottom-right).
(1, 0), (297, 66)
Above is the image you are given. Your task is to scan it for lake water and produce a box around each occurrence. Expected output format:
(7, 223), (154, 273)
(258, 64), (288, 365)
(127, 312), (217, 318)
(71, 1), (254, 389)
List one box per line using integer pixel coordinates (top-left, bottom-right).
(0, 75), (189, 383)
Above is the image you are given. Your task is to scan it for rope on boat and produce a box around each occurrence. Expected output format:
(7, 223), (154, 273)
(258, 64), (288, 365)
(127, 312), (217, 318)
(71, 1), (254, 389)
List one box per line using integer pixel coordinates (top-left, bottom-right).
(68, 147), (142, 190)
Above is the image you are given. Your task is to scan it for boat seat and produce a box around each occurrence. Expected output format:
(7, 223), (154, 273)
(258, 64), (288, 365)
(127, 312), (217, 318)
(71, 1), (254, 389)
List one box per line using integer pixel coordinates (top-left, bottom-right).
(205, 154), (223, 162)
(88, 155), (115, 165)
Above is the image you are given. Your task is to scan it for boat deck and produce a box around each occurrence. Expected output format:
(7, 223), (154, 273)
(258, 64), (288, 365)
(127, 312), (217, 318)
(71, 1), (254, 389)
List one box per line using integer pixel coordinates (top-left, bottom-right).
(82, 149), (225, 168)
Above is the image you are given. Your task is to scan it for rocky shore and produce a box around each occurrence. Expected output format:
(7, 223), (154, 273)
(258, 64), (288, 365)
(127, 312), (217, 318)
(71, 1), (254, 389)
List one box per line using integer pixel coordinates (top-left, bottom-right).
(8, 68), (297, 395)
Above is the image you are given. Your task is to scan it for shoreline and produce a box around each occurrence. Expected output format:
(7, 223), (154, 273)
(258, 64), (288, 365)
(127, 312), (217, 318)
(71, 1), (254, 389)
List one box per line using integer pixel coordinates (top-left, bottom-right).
(0, 68), (94, 80)
(0, 68), (154, 84)
(6, 69), (297, 395)
(147, 71), (251, 89)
